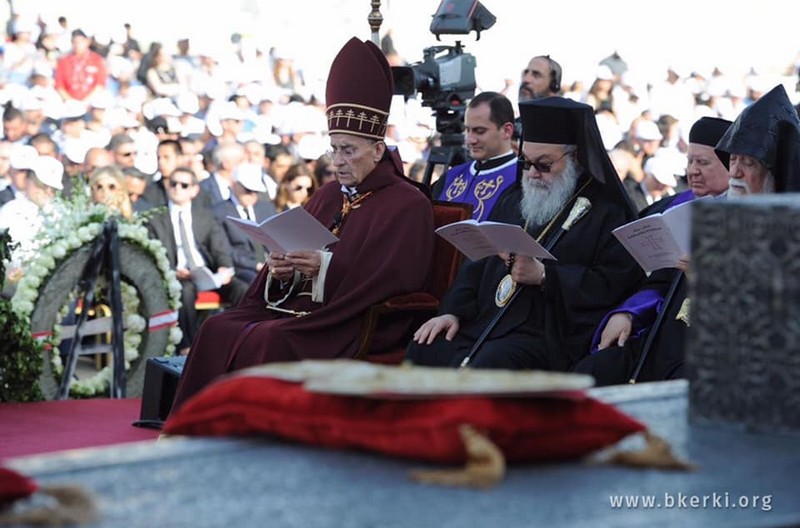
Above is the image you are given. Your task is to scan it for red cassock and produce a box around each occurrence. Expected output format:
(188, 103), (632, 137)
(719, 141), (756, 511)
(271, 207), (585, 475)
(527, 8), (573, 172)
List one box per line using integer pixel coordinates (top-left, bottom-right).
(172, 152), (434, 411)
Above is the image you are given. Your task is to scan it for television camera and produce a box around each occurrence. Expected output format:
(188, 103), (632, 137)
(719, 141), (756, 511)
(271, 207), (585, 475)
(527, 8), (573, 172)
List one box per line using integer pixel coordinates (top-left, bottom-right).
(390, 0), (496, 186)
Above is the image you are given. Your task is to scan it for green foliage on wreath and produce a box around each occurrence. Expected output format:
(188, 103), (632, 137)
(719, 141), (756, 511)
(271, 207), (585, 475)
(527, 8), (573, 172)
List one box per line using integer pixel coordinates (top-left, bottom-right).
(0, 230), (44, 402)
(8, 190), (182, 398)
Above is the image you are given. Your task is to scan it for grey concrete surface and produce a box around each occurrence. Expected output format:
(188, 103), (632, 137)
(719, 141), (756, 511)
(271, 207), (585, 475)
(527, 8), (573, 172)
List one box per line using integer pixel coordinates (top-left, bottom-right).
(6, 381), (799, 528)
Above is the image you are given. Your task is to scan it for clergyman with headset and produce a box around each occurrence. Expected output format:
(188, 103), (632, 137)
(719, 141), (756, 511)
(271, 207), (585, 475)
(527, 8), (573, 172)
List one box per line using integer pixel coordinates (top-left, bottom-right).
(514, 55), (563, 149)
(519, 55), (562, 102)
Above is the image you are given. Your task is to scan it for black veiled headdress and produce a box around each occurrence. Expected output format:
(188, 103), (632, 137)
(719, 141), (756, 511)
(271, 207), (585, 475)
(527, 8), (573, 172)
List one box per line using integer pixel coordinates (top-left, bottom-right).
(716, 84), (800, 193)
(519, 96), (637, 219)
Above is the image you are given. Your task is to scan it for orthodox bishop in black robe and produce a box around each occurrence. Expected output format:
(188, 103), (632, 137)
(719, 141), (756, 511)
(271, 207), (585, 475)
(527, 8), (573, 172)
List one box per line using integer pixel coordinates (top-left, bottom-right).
(407, 97), (642, 370)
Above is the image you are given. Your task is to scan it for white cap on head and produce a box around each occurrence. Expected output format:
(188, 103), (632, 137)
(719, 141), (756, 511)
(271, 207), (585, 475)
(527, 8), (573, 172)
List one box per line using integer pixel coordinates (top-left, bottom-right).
(251, 125), (281, 146)
(9, 145), (39, 170)
(175, 92), (200, 115)
(236, 83), (263, 107)
(258, 86), (282, 105)
(643, 155), (678, 188)
(635, 120), (663, 142)
(31, 156), (64, 190)
(19, 92), (43, 112)
(595, 65), (614, 81)
(296, 134), (326, 161)
(143, 97), (182, 119)
(61, 99), (87, 121)
(62, 139), (91, 164)
(118, 114), (142, 130)
(122, 96), (145, 114)
(233, 163), (267, 193)
(218, 102), (246, 122)
(88, 90), (114, 110)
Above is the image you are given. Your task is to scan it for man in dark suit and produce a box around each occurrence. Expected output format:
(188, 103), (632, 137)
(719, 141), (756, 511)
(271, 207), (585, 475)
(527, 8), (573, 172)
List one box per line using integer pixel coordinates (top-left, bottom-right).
(199, 141), (245, 209)
(122, 167), (154, 213)
(141, 139), (182, 210)
(146, 166), (248, 353)
(213, 163), (276, 285)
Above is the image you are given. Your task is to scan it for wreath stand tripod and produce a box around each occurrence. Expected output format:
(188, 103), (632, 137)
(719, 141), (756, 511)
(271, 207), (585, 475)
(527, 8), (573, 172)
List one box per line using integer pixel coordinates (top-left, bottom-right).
(58, 219), (126, 399)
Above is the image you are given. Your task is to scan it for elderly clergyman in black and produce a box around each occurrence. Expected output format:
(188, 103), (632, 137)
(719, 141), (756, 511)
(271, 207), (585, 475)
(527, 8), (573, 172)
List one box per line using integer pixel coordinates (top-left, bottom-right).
(406, 97), (643, 371)
(573, 85), (800, 385)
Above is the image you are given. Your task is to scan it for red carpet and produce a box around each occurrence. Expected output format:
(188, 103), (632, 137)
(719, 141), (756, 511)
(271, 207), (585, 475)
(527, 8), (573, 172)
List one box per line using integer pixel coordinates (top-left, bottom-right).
(0, 398), (160, 461)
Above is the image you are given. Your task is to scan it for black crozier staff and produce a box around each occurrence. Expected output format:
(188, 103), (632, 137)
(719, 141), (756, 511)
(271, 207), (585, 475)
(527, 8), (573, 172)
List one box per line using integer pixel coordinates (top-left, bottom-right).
(460, 196), (592, 368)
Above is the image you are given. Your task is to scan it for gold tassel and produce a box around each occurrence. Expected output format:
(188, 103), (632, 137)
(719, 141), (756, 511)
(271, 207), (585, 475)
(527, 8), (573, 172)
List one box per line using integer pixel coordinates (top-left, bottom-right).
(0, 485), (98, 526)
(676, 298), (691, 326)
(409, 424), (506, 489)
(605, 431), (696, 471)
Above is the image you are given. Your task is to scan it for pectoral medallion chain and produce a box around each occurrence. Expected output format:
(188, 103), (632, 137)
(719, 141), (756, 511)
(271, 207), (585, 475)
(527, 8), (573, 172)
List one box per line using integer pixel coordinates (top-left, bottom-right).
(495, 253), (517, 307)
(332, 191), (373, 237)
(494, 182), (591, 307)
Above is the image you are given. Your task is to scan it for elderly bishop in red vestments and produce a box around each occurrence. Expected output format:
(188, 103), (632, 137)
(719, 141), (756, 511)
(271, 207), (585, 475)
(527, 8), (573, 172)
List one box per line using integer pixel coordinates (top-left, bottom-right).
(171, 38), (435, 411)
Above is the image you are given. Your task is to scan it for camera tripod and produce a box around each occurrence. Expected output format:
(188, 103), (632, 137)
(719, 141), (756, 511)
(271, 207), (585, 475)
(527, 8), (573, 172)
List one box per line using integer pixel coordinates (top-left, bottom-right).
(421, 105), (470, 187)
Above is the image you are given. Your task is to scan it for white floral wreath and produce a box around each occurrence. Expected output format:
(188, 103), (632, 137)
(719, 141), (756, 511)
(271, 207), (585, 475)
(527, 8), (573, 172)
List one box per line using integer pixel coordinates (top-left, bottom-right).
(10, 198), (183, 397)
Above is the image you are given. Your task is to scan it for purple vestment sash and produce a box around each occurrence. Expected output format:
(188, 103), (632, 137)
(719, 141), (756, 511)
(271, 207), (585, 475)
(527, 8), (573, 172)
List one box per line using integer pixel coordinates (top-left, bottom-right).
(437, 158), (517, 221)
(589, 190), (696, 352)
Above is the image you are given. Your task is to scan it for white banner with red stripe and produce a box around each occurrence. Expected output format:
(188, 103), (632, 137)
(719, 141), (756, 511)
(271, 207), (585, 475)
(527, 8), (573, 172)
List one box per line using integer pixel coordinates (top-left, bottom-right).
(148, 310), (179, 332)
(32, 310), (178, 343)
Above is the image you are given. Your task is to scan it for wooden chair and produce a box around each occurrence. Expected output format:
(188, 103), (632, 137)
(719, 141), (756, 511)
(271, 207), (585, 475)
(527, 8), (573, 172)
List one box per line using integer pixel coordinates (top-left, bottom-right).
(353, 200), (473, 364)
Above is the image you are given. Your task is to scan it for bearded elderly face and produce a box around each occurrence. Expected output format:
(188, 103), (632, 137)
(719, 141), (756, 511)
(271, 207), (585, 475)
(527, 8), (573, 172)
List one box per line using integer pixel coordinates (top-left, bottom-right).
(519, 143), (575, 185)
(519, 142), (579, 226)
(519, 56), (553, 102)
(728, 153), (775, 197)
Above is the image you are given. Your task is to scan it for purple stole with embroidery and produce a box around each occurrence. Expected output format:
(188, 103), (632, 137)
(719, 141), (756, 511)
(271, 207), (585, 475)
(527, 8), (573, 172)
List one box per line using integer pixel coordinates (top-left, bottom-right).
(589, 189), (697, 352)
(437, 158), (517, 221)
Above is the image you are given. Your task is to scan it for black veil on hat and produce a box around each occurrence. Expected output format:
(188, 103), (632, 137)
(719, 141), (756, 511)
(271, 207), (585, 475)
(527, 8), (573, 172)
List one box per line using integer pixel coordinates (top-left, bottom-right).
(518, 96), (637, 219)
(716, 84), (800, 193)
(688, 116), (732, 169)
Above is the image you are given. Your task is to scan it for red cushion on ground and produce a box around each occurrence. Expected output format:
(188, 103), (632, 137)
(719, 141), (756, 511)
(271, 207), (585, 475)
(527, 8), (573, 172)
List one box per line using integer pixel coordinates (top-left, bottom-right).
(0, 467), (38, 505)
(164, 376), (646, 464)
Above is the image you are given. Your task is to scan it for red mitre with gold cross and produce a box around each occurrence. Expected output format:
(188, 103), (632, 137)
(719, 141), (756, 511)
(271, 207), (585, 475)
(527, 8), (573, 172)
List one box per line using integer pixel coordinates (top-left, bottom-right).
(325, 37), (393, 140)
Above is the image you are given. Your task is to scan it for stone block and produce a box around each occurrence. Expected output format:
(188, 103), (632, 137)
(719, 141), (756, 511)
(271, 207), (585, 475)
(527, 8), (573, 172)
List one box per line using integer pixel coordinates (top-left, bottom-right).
(687, 195), (800, 434)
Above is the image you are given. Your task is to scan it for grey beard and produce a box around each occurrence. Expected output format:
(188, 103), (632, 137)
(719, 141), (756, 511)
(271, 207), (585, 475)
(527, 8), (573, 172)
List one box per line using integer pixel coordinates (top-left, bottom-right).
(763, 172), (776, 194)
(520, 158), (580, 226)
(728, 171), (775, 198)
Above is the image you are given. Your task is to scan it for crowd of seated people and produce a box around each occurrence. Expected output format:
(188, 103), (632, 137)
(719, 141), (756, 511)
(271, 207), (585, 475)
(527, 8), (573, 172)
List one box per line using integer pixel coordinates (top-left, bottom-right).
(2, 12), (799, 394)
